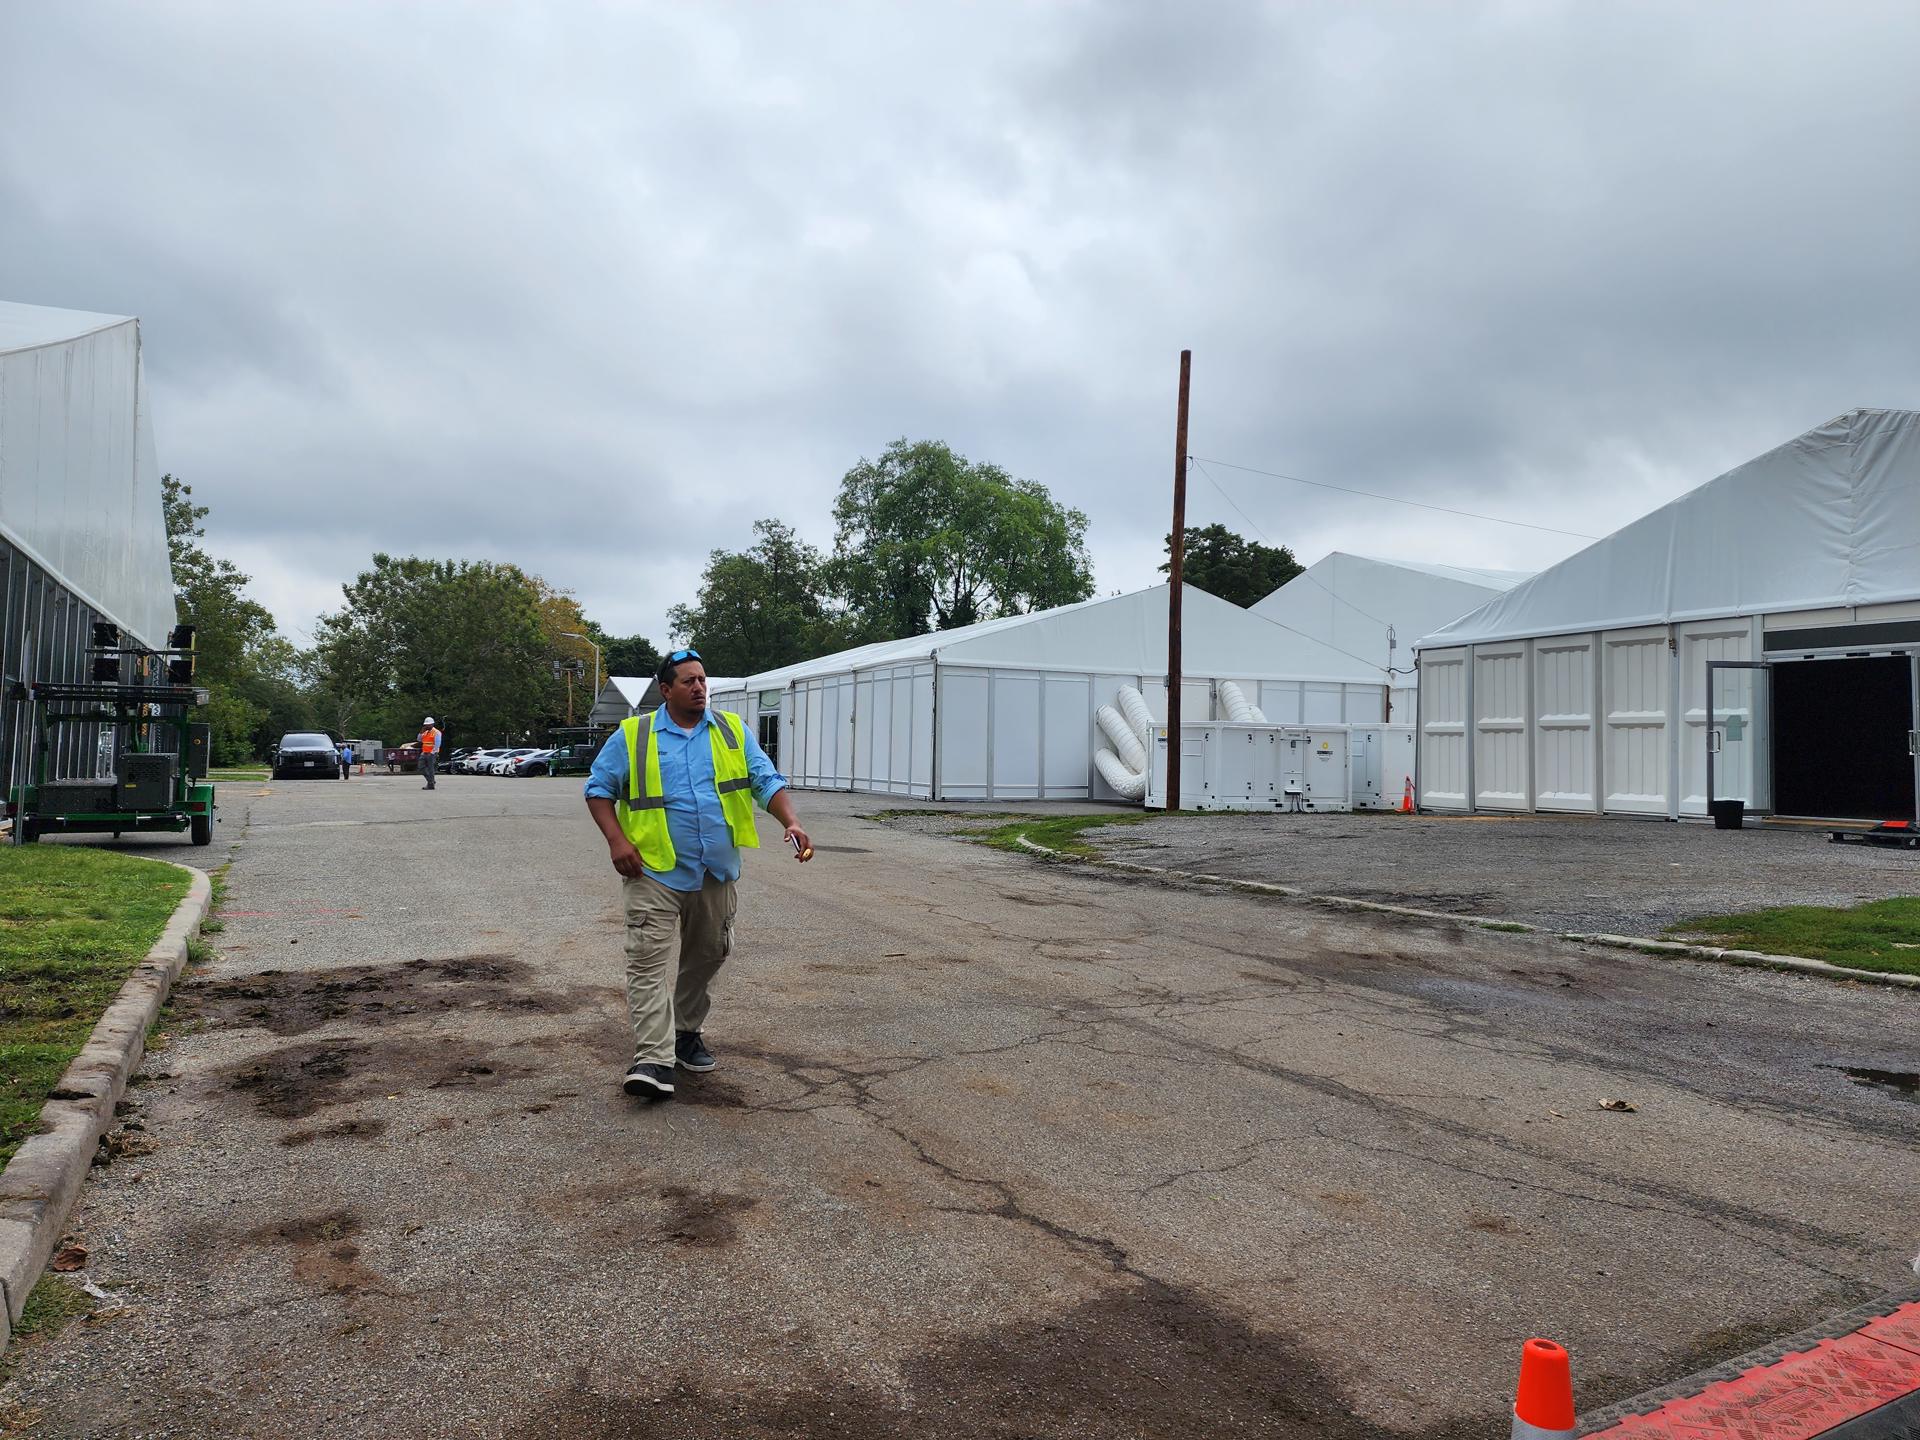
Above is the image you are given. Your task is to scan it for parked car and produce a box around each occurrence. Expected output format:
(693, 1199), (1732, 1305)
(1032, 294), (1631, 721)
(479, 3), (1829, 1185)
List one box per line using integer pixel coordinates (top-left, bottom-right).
(488, 747), (542, 775)
(510, 749), (558, 776)
(457, 747), (508, 774)
(545, 742), (600, 777)
(273, 732), (342, 779)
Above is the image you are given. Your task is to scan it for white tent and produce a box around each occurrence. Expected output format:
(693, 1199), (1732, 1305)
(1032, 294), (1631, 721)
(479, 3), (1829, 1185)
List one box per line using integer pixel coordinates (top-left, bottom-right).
(1415, 408), (1920, 821)
(1251, 553), (1531, 722)
(709, 583), (1389, 801)
(1, 302), (175, 649)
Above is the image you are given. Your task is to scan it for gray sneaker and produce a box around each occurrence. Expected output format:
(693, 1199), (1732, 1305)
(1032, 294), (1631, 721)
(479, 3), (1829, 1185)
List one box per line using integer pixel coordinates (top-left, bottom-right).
(622, 1062), (675, 1099)
(674, 1031), (716, 1073)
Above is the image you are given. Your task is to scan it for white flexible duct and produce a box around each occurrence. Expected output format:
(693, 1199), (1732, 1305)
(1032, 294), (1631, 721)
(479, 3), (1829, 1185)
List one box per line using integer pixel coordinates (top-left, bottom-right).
(1096, 703), (1147, 773)
(1116, 686), (1155, 747)
(1094, 747), (1147, 799)
(1218, 679), (1268, 724)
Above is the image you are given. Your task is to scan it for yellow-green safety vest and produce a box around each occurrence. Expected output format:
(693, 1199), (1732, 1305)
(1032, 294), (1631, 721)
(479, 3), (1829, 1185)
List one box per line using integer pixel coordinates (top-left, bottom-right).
(618, 708), (760, 871)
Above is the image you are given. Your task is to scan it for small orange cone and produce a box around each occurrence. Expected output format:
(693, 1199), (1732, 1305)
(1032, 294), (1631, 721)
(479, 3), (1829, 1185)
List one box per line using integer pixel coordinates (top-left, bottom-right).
(1399, 776), (1415, 814)
(1511, 1337), (1576, 1438)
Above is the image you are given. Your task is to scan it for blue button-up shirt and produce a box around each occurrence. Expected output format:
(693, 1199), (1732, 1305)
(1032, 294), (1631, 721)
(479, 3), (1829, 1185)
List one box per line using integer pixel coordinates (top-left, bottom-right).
(584, 709), (788, 891)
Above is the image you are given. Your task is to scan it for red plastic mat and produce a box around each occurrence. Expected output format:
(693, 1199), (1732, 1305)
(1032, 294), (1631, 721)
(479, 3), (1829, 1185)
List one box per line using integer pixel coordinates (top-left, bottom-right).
(1587, 1305), (1920, 1439)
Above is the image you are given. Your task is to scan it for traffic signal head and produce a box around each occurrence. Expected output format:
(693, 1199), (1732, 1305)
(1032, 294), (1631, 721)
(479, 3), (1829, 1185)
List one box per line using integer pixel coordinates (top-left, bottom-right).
(92, 621), (122, 649)
(93, 655), (122, 682)
(168, 624), (196, 651)
(167, 655), (195, 684)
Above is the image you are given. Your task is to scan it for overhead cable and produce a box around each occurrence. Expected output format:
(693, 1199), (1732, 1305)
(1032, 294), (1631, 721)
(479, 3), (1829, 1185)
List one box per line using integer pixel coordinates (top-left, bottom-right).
(1188, 455), (1599, 541)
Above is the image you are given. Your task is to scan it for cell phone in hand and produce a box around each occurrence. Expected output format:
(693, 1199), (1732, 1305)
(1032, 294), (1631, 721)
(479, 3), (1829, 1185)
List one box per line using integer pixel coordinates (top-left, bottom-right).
(787, 833), (814, 861)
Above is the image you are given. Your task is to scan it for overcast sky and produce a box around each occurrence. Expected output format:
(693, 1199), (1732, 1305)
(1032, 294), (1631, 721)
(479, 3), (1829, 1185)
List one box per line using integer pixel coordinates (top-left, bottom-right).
(4, 2), (1918, 649)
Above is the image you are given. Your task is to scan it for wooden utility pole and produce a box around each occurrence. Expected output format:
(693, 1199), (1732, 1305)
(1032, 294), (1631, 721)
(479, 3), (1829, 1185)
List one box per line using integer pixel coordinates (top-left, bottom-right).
(1166, 349), (1191, 811)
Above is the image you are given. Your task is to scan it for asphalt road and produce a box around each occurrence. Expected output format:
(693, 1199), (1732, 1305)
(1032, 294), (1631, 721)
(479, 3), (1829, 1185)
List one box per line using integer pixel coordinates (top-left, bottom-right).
(5, 774), (1917, 1438)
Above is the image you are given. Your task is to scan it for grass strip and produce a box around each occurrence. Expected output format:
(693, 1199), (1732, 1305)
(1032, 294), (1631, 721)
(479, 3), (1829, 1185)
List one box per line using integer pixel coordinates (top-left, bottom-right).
(975, 812), (1158, 857)
(1667, 897), (1920, 978)
(0, 849), (186, 1167)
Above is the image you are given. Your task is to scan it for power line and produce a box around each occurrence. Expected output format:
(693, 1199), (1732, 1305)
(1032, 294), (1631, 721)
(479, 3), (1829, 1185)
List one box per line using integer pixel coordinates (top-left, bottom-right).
(1188, 454), (1599, 541)
(1190, 457), (1393, 630)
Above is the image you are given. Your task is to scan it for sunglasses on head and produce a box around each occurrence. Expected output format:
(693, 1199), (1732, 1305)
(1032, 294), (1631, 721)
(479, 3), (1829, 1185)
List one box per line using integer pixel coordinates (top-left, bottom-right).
(666, 648), (702, 665)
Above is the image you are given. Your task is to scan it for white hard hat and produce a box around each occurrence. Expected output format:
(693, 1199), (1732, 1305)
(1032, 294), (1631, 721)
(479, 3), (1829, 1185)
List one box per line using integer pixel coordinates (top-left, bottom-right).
(424, 716), (436, 725)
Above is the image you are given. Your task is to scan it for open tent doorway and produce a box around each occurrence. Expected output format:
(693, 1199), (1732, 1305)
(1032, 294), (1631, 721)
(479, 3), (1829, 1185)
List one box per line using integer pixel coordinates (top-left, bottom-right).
(1771, 656), (1917, 820)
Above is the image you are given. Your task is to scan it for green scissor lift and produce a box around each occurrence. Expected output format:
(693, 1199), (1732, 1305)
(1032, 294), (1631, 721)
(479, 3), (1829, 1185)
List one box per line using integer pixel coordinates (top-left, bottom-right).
(6, 679), (216, 846)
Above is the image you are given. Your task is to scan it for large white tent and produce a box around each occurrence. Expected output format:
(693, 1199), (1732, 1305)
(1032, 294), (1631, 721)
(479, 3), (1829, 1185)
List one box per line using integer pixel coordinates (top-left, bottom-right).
(1415, 408), (1920, 822)
(2, 301), (176, 792)
(1, 303), (174, 650)
(1251, 553), (1531, 722)
(709, 583), (1388, 801)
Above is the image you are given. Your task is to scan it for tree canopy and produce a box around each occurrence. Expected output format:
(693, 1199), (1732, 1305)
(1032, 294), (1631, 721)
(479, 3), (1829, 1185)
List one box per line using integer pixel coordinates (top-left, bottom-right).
(830, 439), (1094, 636)
(314, 556), (558, 746)
(667, 519), (851, 678)
(1159, 524), (1302, 608)
(162, 475), (311, 763)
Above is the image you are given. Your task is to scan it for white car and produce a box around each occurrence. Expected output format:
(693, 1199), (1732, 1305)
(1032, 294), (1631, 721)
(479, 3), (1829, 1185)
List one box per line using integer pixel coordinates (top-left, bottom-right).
(457, 748), (509, 774)
(488, 748), (541, 775)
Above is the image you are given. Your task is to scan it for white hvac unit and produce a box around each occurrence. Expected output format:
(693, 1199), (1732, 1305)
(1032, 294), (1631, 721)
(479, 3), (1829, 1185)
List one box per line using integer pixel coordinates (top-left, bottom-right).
(1146, 723), (1351, 812)
(1349, 725), (1417, 810)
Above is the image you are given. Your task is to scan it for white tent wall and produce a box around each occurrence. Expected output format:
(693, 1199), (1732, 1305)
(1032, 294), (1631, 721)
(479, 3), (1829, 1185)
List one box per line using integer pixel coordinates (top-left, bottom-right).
(741, 584), (1390, 802)
(0, 305), (175, 650)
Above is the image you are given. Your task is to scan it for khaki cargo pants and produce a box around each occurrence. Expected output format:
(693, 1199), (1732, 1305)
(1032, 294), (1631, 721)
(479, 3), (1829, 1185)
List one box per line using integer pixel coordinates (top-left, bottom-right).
(622, 872), (737, 1065)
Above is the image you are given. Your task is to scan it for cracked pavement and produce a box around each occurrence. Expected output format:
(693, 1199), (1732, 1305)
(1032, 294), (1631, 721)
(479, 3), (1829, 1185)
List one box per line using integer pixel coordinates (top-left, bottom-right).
(4, 779), (1916, 1437)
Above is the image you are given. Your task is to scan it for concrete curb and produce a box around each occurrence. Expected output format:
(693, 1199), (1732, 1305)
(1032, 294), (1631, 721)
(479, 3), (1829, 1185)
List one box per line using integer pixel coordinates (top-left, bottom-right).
(0, 861), (211, 1350)
(1011, 835), (1920, 991)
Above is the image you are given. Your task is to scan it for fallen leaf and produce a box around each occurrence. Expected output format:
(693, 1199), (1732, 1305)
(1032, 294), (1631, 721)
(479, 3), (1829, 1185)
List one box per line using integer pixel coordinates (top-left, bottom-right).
(1598, 1098), (1637, 1113)
(49, 1243), (88, 1272)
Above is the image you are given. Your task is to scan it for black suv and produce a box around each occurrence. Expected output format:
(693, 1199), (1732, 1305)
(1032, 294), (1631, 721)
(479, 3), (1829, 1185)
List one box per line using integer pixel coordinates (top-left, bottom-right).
(272, 732), (341, 779)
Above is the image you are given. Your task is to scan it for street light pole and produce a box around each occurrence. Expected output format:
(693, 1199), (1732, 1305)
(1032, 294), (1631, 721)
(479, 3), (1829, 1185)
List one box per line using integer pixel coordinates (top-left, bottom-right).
(560, 632), (601, 714)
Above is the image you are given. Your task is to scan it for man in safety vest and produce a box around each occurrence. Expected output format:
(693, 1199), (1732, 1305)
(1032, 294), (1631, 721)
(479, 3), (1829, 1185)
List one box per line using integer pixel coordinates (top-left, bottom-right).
(583, 648), (811, 1100)
(418, 717), (444, 790)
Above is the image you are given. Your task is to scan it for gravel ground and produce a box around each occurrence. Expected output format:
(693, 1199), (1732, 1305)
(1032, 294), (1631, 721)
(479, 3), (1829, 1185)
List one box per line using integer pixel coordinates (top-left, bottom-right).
(2, 777), (1915, 1438)
(1039, 810), (1920, 936)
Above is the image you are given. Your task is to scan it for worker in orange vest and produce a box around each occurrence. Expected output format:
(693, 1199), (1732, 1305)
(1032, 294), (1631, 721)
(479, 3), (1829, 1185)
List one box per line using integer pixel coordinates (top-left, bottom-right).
(418, 716), (444, 790)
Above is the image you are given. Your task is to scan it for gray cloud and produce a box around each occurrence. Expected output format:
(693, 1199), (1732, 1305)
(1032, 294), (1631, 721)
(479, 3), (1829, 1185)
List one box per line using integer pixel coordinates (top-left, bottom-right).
(3, 1), (1916, 646)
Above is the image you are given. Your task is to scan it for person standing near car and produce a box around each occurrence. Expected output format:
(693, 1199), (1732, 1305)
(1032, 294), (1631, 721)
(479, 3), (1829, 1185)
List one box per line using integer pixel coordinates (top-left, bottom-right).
(583, 648), (811, 1101)
(419, 716), (443, 790)
(338, 741), (353, 779)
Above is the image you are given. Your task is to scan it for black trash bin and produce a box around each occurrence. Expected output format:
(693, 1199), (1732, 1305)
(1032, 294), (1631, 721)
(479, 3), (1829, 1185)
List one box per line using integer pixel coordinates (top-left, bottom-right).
(1709, 799), (1745, 830)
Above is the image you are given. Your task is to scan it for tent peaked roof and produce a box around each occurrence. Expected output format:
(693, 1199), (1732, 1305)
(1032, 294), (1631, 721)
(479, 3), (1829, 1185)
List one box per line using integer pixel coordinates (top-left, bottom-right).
(1420, 408), (1920, 649)
(1252, 552), (1532, 678)
(724, 582), (1385, 691)
(0, 300), (133, 356)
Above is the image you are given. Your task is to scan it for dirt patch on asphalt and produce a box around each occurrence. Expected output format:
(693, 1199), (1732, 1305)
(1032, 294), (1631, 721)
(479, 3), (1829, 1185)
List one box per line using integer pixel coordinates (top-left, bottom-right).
(505, 1277), (1490, 1439)
(673, 1077), (753, 1111)
(657, 1186), (760, 1247)
(220, 1037), (530, 1119)
(185, 953), (603, 1036)
(280, 1117), (389, 1147)
(247, 1208), (388, 1297)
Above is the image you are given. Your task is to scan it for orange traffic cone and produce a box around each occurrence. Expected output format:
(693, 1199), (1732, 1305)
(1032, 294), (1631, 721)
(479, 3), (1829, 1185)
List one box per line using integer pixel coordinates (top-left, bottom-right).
(1399, 776), (1415, 814)
(1511, 1337), (1576, 1438)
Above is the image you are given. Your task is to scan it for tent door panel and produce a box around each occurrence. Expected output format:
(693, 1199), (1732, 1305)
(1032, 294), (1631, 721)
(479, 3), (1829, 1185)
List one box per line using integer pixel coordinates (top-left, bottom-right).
(1706, 661), (1770, 812)
(1603, 627), (1671, 815)
(1416, 648), (1469, 810)
(1678, 621), (1755, 815)
(1771, 656), (1916, 821)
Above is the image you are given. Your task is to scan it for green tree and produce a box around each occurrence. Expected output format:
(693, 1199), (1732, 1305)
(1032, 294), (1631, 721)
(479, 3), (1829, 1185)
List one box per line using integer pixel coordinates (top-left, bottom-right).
(830, 439), (1094, 637)
(667, 519), (849, 677)
(580, 621), (661, 684)
(161, 475), (284, 762)
(1159, 524), (1302, 608)
(315, 556), (554, 747)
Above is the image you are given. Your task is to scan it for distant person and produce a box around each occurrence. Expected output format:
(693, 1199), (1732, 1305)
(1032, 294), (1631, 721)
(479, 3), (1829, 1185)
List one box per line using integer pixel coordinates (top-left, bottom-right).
(583, 648), (811, 1101)
(419, 717), (443, 790)
(338, 742), (352, 779)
